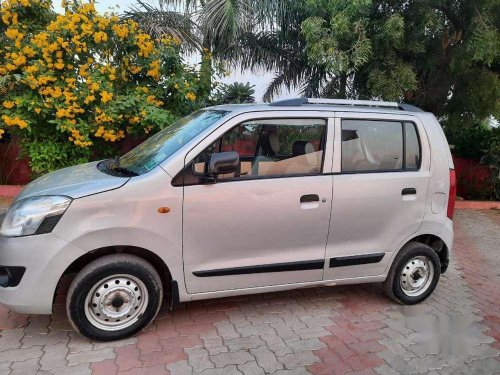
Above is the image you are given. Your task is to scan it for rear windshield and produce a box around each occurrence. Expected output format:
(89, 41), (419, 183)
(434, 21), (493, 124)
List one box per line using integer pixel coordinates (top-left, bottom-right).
(118, 110), (229, 175)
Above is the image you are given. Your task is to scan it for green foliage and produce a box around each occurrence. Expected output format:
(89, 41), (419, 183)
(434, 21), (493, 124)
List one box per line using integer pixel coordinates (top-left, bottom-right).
(213, 82), (255, 104)
(0, 0), (209, 178)
(482, 126), (500, 200)
(21, 137), (91, 178)
(445, 122), (494, 160)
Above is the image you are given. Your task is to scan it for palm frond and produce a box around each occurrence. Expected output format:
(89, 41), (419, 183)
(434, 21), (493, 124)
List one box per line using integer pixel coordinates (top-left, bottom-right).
(124, 0), (202, 52)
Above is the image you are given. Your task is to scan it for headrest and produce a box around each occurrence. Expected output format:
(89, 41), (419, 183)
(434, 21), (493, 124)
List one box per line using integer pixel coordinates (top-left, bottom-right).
(292, 141), (315, 156)
(268, 132), (280, 154)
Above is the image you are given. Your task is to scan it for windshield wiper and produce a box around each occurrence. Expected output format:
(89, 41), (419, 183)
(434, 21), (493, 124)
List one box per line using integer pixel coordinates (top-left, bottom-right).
(109, 156), (138, 177)
(111, 166), (138, 176)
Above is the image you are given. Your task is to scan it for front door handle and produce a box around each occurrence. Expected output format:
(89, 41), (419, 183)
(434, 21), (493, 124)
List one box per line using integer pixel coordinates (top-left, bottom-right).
(402, 188), (417, 195)
(300, 194), (319, 203)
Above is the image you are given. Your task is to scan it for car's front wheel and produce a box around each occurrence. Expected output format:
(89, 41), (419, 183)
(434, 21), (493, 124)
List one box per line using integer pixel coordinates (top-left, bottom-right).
(66, 254), (163, 341)
(384, 242), (441, 305)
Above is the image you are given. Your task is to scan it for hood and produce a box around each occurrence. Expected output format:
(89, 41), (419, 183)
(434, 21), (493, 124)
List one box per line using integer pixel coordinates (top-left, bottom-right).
(15, 161), (129, 202)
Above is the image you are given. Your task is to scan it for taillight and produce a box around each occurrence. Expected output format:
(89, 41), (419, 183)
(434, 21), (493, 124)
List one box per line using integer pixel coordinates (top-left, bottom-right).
(447, 169), (456, 219)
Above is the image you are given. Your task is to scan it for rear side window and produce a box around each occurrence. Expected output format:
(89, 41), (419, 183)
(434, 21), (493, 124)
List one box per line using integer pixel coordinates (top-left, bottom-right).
(341, 120), (421, 172)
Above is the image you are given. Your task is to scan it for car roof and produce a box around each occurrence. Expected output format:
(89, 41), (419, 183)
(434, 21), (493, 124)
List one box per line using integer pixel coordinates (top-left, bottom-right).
(206, 98), (429, 117)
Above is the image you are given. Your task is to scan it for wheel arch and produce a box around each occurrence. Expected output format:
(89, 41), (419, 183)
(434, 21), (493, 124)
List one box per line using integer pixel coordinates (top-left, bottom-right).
(55, 245), (173, 304)
(402, 234), (449, 273)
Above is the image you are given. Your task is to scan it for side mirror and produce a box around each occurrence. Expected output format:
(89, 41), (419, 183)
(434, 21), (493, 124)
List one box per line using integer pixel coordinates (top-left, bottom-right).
(208, 151), (240, 175)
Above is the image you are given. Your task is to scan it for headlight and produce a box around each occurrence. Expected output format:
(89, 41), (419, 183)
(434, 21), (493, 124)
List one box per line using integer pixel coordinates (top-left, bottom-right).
(0, 196), (71, 237)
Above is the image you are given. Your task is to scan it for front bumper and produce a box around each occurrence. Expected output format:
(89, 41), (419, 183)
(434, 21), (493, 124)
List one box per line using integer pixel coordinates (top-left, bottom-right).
(0, 233), (85, 314)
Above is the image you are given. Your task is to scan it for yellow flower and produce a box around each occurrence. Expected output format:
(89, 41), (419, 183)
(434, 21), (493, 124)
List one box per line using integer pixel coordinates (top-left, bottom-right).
(54, 60), (64, 69)
(2, 101), (15, 109)
(147, 60), (160, 79)
(112, 24), (129, 39)
(84, 95), (95, 104)
(5, 28), (22, 40)
(35, 108), (41, 114)
(185, 92), (197, 101)
(1, 115), (28, 129)
(94, 31), (108, 43)
(100, 91), (113, 104)
(0, 129), (4, 139)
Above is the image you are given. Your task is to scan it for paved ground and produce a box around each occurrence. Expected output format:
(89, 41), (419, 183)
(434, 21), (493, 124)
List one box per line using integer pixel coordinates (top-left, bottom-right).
(0, 209), (498, 375)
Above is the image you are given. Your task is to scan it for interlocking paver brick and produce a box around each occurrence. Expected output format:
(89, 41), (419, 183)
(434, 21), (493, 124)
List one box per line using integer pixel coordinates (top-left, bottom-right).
(185, 346), (214, 372)
(198, 365), (243, 375)
(39, 343), (68, 370)
(167, 359), (194, 375)
(114, 344), (142, 371)
(0, 209), (498, 374)
(287, 337), (325, 353)
(211, 350), (254, 367)
(22, 331), (69, 348)
(0, 328), (23, 351)
(236, 323), (276, 337)
(225, 336), (265, 352)
(10, 358), (40, 375)
(90, 358), (118, 375)
(278, 350), (320, 369)
(38, 363), (91, 375)
(66, 347), (115, 366)
(250, 346), (284, 373)
(238, 361), (265, 375)
(261, 334), (293, 357)
(0, 345), (43, 363)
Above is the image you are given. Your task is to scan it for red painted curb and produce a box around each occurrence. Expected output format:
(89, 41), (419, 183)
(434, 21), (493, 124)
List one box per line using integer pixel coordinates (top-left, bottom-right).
(0, 185), (22, 197)
(455, 200), (500, 210)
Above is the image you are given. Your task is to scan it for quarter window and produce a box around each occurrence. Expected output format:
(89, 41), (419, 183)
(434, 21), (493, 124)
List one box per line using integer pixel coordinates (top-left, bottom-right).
(341, 120), (421, 172)
(405, 122), (421, 170)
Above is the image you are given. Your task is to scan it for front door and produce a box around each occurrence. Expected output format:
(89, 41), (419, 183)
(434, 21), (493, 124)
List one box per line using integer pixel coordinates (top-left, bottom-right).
(324, 114), (430, 281)
(180, 115), (334, 294)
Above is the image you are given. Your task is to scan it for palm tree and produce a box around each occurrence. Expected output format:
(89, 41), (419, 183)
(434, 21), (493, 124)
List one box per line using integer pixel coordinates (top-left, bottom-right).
(125, 0), (325, 101)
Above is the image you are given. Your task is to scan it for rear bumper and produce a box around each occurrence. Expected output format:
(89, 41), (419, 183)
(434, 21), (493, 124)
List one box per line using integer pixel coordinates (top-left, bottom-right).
(0, 233), (85, 314)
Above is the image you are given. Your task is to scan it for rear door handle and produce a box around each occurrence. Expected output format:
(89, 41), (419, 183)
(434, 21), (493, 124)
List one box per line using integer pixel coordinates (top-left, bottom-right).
(300, 194), (319, 203)
(402, 188), (417, 195)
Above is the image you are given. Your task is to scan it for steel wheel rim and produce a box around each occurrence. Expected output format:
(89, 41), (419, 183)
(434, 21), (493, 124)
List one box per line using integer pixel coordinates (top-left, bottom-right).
(399, 256), (434, 297)
(84, 274), (148, 331)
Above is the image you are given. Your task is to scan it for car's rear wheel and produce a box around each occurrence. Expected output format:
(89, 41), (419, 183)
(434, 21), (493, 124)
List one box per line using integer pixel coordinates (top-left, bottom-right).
(66, 254), (163, 341)
(384, 242), (440, 305)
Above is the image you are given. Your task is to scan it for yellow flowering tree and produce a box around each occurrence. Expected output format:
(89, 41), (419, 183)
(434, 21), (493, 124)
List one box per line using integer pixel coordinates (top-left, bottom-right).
(0, 0), (206, 176)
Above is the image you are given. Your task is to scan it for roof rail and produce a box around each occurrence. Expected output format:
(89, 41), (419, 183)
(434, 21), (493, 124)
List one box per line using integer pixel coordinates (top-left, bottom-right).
(269, 98), (423, 112)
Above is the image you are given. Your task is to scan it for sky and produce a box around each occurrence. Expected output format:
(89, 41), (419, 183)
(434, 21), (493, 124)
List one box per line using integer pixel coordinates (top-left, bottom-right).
(51, 0), (297, 102)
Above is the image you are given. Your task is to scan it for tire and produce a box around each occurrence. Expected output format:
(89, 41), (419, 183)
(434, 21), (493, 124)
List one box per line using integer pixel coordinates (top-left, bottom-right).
(66, 254), (163, 341)
(384, 242), (441, 305)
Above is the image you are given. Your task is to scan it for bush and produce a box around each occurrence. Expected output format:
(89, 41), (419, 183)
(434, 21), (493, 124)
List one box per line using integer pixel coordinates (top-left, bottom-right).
(0, 0), (208, 177)
(446, 121), (500, 200)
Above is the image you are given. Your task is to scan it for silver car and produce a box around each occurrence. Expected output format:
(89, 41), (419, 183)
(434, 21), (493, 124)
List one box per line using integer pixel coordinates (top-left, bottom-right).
(0, 99), (455, 341)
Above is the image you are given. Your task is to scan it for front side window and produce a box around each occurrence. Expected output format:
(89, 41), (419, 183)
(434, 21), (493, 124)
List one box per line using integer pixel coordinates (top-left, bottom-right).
(182, 118), (326, 184)
(117, 110), (229, 175)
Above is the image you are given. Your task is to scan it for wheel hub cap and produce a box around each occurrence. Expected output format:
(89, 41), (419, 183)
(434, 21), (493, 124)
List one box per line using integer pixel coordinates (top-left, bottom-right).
(84, 275), (148, 331)
(400, 256), (434, 297)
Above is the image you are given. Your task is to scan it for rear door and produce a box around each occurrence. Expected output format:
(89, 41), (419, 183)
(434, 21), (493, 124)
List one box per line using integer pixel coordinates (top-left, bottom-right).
(323, 112), (430, 281)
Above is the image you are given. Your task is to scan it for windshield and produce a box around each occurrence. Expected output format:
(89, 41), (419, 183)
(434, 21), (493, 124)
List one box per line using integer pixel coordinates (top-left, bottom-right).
(117, 110), (230, 175)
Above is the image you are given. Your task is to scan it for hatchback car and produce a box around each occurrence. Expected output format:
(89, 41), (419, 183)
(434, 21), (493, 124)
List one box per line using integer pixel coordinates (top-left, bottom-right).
(0, 98), (455, 341)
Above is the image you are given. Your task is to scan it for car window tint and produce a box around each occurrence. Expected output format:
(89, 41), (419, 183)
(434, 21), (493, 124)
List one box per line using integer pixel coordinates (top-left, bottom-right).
(193, 118), (326, 181)
(342, 120), (403, 172)
(238, 119), (325, 178)
(221, 123), (259, 157)
(405, 122), (421, 170)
